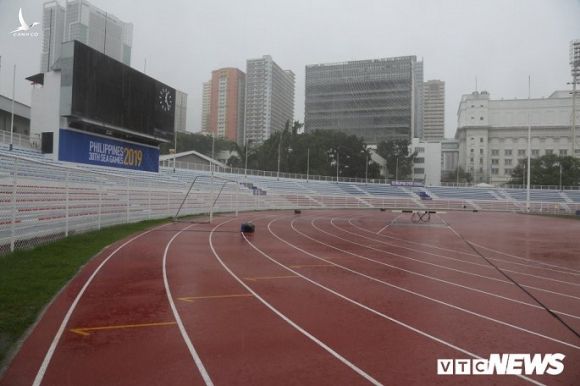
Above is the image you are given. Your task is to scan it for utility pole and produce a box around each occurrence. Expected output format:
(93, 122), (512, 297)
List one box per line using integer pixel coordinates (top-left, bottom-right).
(526, 75), (531, 212)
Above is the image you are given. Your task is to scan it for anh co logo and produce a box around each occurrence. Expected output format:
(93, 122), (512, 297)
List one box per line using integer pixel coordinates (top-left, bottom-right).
(437, 353), (565, 376)
(10, 8), (39, 37)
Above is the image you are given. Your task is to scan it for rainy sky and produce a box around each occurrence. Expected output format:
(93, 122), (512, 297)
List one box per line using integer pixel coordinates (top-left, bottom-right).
(1, 0), (579, 138)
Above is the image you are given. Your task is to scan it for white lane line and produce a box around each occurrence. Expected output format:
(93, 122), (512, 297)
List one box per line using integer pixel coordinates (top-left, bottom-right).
(376, 213), (403, 235)
(470, 241), (580, 275)
(208, 217), (383, 386)
(334, 218), (580, 287)
(163, 223), (214, 386)
(330, 219), (580, 301)
(256, 217), (545, 386)
(33, 222), (173, 386)
(290, 218), (580, 321)
(350, 217), (580, 277)
(283, 218), (580, 350)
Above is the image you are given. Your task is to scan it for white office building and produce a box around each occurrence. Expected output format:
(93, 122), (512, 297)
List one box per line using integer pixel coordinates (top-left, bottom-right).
(40, 0), (133, 71)
(244, 55), (295, 145)
(409, 138), (442, 186)
(456, 90), (580, 184)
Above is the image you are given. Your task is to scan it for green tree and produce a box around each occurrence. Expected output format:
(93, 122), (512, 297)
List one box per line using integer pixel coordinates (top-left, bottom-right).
(375, 139), (416, 180)
(510, 155), (580, 187)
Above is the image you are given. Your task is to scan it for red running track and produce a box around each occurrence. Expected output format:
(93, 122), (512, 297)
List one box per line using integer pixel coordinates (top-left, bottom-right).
(1, 210), (579, 385)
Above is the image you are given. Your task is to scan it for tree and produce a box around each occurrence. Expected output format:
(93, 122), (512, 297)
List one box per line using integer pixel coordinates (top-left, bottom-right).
(510, 155), (580, 187)
(375, 139), (417, 180)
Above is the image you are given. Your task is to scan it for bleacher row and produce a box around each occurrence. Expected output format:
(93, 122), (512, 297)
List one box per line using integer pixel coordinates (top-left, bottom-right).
(1, 144), (580, 204)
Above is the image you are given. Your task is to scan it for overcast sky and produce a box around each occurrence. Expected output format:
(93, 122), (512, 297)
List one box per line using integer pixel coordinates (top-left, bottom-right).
(1, 0), (579, 138)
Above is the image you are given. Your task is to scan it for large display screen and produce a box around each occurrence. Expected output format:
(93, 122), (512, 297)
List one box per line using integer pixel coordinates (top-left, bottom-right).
(70, 41), (175, 143)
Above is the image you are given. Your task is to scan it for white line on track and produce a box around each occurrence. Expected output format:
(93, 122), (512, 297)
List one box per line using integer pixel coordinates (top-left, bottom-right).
(32, 222), (173, 386)
(290, 218), (580, 321)
(333, 219), (580, 287)
(249, 217), (546, 386)
(208, 216), (383, 386)
(279, 217), (580, 349)
(163, 223), (214, 386)
(324, 219), (580, 300)
(350, 217), (580, 276)
(375, 213), (403, 235)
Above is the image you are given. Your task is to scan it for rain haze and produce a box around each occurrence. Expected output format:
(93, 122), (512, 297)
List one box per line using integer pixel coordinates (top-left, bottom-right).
(1, 0), (579, 138)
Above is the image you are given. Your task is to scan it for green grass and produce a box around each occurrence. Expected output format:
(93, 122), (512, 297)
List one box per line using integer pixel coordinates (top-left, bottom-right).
(0, 218), (170, 370)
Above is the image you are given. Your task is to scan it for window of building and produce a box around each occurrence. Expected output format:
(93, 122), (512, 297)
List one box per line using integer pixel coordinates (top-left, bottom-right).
(491, 168), (499, 175)
(470, 158), (474, 163)
(414, 168), (425, 174)
(504, 168), (512, 175)
(491, 149), (499, 156)
(504, 149), (512, 156)
(491, 159), (499, 165)
(480, 117), (484, 120)
(518, 149), (526, 156)
(470, 149), (474, 153)
(414, 158), (425, 164)
(505, 159), (512, 165)
(479, 149), (483, 155)
(480, 138), (483, 143)
(545, 149), (553, 155)
(559, 149), (568, 156)
(532, 149), (540, 157)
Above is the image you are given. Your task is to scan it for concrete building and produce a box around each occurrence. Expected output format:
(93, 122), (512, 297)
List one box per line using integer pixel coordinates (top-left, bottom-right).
(409, 138), (441, 186)
(207, 68), (245, 143)
(244, 55), (295, 145)
(423, 80), (445, 141)
(174, 91), (187, 133)
(305, 56), (423, 144)
(456, 90), (580, 184)
(201, 80), (211, 133)
(40, 0), (133, 71)
(0, 95), (31, 145)
(40, 1), (66, 72)
(441, 138), (459, 182)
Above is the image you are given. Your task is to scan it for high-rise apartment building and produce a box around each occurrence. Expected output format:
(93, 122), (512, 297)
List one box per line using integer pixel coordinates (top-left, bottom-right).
(244, 55), (295, 145)
(207, 68), (245, 143)
(174, 91), (187, 133)
(40, 2), (66, 72)
(201, 80), (211, 133)
(423, 80), (445, 141)
(305, 56), (423, 144)
(40, 0), (133, 71)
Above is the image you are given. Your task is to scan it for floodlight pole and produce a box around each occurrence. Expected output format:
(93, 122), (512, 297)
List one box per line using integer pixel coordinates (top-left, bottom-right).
(526, 75), (531, 212)
(9, 64), (16, 151)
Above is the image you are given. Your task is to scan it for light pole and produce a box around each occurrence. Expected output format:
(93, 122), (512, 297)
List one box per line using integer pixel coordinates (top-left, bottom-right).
(276, 131), (282, 180)
(526, 76), (531, 212)
(395, 156), (399, 182)
(244, 139), (252, 177)
(306, 147), (310, 183)
(336, 151), (339, 183)
(559, 162), (563, 191)
(365, 154), (368, 185)
(9, 64), (16, 151)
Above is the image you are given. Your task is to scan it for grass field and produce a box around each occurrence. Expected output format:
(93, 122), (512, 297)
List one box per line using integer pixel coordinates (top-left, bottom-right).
(0, 218), (170, 370)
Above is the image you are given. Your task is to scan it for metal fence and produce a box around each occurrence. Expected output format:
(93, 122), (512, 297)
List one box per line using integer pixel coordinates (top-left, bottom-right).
(2, 153), (579, 255)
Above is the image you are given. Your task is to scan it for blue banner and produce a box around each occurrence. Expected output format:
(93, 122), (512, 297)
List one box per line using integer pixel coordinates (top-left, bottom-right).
(59, 129), (159, 172)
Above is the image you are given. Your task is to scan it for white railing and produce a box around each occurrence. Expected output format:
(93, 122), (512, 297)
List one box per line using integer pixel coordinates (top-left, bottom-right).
(2, 153), (579, 255)
(0, 130), (40, 150)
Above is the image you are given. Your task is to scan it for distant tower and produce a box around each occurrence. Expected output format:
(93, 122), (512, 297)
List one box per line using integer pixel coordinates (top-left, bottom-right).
(40, 1), (65, 72)
(423, 80), (445, 142)
(244, 55), (295, 145)
(201, 80), (211, 133)
(40, 0), (133, 71)
(208, 68), (246, 143)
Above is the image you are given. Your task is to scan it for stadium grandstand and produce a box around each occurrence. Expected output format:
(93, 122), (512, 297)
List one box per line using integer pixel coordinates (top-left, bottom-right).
(2, 137), (579, 255)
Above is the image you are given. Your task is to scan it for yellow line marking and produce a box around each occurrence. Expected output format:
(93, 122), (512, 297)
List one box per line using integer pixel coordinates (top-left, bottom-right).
(244, 275), (299, 282)
(69, 321), (176, 336)
(177, 294), (252, 302)
(289, 264), (335, 269)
